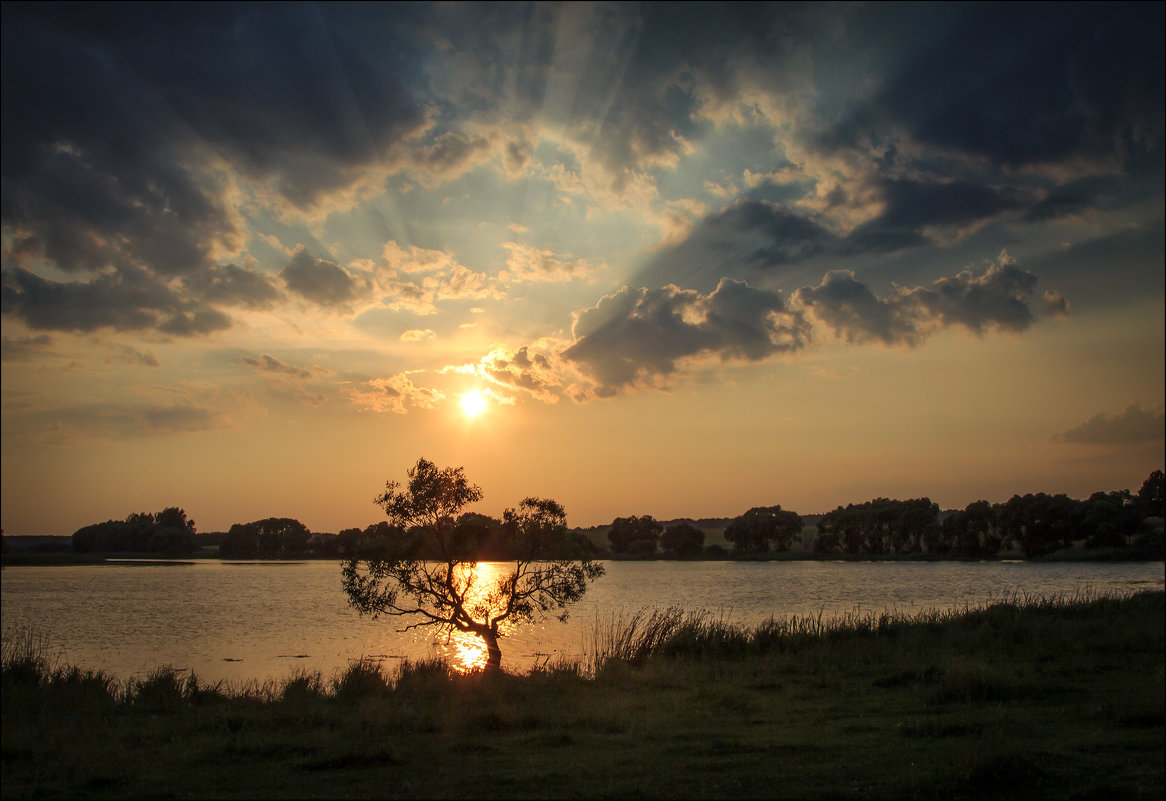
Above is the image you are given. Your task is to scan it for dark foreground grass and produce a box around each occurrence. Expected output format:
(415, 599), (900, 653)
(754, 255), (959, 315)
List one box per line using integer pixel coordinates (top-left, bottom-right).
(3, 591), (1163, 799)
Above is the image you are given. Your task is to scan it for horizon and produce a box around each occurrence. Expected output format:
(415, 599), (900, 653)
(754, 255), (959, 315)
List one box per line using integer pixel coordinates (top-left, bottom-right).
(2, 3), (1163, 537)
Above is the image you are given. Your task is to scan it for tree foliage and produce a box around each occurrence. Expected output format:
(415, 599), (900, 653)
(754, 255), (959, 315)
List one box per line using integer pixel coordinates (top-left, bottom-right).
(341, 458), (605, 670)
(71, 507), (196, 555)
(661, 522), (705, 558)
(1138, 469), (1165, 517)
(607, 515), (663, 556)
(817, 498), (938, 556)
(724, 506), (803, 555)
(219, 517), (311, 559)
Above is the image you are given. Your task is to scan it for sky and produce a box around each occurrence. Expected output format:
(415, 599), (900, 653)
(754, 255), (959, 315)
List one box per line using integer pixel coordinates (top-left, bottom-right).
(2, 2), (1163, 536)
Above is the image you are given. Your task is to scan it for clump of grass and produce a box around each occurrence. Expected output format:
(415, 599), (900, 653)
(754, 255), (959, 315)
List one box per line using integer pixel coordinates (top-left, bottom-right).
(585, 606), (688, 672)
(331, 658), (391, 702)
(128, 667), (191, 712)
(1, 624), (59, 686)
(280, 668), (325, 704)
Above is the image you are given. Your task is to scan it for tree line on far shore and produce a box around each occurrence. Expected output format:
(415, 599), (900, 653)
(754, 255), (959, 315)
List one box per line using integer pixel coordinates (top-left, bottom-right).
(53, 469), (1166, 561)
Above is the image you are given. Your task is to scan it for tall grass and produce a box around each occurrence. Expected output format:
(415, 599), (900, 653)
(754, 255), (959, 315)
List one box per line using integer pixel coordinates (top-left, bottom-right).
(4, 592), (1162, 799)
(3, 588), (1157, 706)
(582, 587), (1154, 675)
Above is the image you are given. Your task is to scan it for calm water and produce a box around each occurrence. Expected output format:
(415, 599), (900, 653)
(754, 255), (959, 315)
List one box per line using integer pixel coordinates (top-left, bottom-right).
(2, 559), (1162, 684)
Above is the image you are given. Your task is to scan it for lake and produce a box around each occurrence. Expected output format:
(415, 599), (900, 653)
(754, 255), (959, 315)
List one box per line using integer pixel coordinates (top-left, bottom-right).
(2, 559), (1162, 684)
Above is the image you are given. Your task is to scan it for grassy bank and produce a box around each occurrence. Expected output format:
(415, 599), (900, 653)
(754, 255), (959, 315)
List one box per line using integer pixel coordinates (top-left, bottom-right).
(3, 592), (1163, 799)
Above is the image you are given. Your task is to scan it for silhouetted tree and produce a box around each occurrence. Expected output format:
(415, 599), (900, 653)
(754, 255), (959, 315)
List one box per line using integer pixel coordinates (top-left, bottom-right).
(607, 515), (663, 556)
(724, 506), (803, 555)
(1137, 470), (1165, 517)
(661, 522), (705, 558)
(816, 498), (939, 556)
(341, 458), (605, 671)
(71, 507), (196, 555)
(219, 517), (309, 558)
(996, 493), (1078, 558)
(935, 501), (1001, 557)
(1080, 491), (1142, 548)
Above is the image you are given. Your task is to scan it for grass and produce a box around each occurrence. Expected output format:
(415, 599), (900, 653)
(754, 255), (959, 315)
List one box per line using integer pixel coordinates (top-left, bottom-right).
(3, 591), (1163, 799)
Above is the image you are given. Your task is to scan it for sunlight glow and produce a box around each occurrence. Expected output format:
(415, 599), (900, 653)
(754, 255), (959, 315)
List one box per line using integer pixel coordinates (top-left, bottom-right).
(443, 562), (505, 673)
(460, 389), (487, 419)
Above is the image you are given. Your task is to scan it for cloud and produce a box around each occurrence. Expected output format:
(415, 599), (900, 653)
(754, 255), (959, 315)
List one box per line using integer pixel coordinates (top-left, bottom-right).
(0, 4), (438, 340)
(183, 264), (281, 310)
(563, 278), (810, 397)
(792, 271), (920, 346)
(142, 402), (232, 434)
(240, 354), (317, 381)
(346, 372), (445, 414)
(376, 241), (502, 309)
(13, 399), (234, 446)
(239, 353), (328, 407)
(500, 242), (596, 283)
(280, 248), (365, 308)
(382, 242), (459, 275)
(635, 199), (836, 288)
(841, 179), (1032, 253)
(445, 342), (571, 405)
(0, 334), (54, 362)
(400, 329), (436, 343)
(407, 130), (494, 187)
(1043, 290), (1070, 317)
(1056, 403), (1165, 445)
(1, 266), (232, 337)
(811, 4), (1163, 184)
(794, 252), (1061, 345)
(107, 345), (161, 368)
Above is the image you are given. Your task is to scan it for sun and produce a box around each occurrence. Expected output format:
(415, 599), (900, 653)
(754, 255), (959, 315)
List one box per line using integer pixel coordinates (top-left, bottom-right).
(460, 389), (488, 419)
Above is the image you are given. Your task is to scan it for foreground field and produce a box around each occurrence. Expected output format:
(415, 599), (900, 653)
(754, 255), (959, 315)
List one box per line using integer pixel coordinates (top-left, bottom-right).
(3, 592), (1163, 799)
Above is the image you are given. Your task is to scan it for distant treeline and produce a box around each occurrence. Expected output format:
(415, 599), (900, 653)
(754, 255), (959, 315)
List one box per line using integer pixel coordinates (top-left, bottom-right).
(6, 469), (1160, 562)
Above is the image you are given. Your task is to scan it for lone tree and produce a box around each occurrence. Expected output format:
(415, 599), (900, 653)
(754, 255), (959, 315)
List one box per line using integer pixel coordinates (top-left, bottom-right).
(341, 458), (605, 671)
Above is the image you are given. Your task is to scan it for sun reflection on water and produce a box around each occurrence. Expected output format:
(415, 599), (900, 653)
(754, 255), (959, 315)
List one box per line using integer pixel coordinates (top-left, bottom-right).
(437, 562), (510, 674)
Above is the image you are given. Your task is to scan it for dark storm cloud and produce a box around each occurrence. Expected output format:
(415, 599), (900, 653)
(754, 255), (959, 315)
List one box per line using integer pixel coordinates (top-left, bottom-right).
(791, 271), (918, 346)
(430, 2), (824, 175)
(635, 200), (837, 289)
(280, 249), (363, 308)
(908, 262), (1040, 335)
(1, 266), (231, 336)
(818, 3), (1164, 172)
(1, 2), (427, 335)
(841, 179), (1031, 254)
(638, 184), (1042, 290)
(794, 258), (1053, 346)
(184, 265), (281, 310)
(561, 255), (1064, 399)
(3, 3), (428, 207)
(1056, 404), (1165, 445)
(562, 278), (810, 396)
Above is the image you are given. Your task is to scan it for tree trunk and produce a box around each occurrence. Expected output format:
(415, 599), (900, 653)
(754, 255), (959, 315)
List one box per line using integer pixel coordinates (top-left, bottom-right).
(478, 627), (502, 671)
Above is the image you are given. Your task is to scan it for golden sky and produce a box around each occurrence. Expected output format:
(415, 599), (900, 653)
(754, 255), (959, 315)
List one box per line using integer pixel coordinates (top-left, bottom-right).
(2, 3), (1163, 535)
